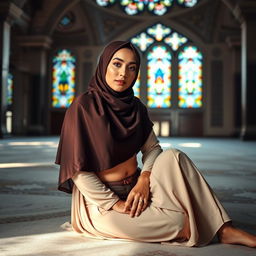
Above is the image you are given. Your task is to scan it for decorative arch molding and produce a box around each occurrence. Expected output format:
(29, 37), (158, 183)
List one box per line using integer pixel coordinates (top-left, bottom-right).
(43, 0), (82, 36)
(44, 0), (95, 45)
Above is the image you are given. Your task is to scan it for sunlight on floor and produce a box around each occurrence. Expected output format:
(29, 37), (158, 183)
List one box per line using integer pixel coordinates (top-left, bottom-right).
(7, 141), (58, 147)
(178, 143), (202, 148)
(160, 142), (202, 148)
(0, 231), (136, 256)
(0, 162), (55, 168)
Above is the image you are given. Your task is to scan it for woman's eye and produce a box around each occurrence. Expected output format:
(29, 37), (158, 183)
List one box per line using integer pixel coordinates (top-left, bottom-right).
(113, 62), (121, 67)
(129, 66), (136, 71)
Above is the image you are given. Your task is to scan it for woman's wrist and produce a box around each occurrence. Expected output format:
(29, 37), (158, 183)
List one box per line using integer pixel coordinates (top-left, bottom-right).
(138, 170), (151, 183)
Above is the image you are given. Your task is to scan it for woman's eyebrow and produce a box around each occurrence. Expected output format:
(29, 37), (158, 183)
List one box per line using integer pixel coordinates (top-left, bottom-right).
(112, 57), (137, 65)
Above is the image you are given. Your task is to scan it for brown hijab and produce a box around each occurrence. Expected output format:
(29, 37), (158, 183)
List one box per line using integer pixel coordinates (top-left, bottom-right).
(55, 41), (153, 193)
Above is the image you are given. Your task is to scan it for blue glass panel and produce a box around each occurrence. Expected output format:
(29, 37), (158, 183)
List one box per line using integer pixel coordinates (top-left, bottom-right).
(147, 45), (171, 108)
(52, 49), (76, 108)
(178, 45), (202, 108)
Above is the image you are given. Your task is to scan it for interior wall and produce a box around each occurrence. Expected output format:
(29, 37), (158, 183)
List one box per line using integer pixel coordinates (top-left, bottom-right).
(6, 0), (243, 137)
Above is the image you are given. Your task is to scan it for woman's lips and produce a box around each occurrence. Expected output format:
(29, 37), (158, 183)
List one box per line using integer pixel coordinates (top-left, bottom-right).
(115, 80), (125, 85)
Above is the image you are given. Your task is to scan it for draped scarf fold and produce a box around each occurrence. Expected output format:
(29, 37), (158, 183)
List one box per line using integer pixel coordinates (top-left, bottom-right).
(56, 41), (153, 193)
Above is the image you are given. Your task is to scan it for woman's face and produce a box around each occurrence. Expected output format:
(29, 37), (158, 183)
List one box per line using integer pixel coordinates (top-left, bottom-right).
(105, 48), (137, 92)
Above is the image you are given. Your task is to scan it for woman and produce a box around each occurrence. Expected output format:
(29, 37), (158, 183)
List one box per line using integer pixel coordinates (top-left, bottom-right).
(56, 41), (256, 247)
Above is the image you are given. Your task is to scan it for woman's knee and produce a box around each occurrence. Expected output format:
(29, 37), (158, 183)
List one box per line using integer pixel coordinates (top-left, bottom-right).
(154, 148), (181, 165)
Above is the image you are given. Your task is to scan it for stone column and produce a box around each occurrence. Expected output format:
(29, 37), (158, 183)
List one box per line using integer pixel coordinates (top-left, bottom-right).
(15, 35), (52, 135)
(0, 2), (22, 138)
(233, 1), (256, 140)
(226, 35), (241, 136)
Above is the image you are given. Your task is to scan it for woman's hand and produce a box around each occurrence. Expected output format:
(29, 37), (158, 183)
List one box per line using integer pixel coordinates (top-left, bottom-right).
(124, 171), (151, 218)
(112, 200), (130, 214)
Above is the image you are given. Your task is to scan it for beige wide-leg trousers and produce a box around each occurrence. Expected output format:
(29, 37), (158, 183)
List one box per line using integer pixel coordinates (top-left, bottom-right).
(71, 149), (231, 246)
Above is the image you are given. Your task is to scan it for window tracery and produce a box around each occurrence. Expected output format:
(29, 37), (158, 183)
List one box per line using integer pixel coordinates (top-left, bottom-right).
(130, 23), (203, 108)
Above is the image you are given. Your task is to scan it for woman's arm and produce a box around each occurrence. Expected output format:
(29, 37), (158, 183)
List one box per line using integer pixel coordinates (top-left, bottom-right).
(72, 171), (120, 211)
(124, 130), (163, 217)
(141, 130), (163, 173)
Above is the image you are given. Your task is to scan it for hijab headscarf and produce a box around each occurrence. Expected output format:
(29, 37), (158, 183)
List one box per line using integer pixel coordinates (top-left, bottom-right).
(56, 41), (153, 193)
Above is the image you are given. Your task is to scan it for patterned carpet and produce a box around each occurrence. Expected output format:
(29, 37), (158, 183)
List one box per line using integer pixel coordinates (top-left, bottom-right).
(0, 136), (255, 255)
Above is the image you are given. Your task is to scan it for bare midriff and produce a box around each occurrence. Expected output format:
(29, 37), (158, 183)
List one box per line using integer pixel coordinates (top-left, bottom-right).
(96, 155), (138, 182)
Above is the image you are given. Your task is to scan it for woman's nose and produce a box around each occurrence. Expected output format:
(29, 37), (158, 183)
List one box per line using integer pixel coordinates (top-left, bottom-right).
(119, 67), (127, 77)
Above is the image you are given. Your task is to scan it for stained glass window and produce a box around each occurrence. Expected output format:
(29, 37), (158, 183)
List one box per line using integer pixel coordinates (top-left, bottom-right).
(147, 0), (173, 16)
(130, 23), (203, 109)
(131, 23), (187, 52)
(96, 0), (198, 15)
(96, 0), (115, 7)
(178, 45), (202, 108)
(147, 23), (171, 41)
(120, 0), (145, 15)
(7, 73), (13, 105)
(133, 71), (140, 98)
(177, 0), (198, 7)
(147, 45), (171, 108)
(131, 32), (154, 52)
(52, 49), (76, 108)
(164, 32), (188, 51)
(58, 13), (74, 29)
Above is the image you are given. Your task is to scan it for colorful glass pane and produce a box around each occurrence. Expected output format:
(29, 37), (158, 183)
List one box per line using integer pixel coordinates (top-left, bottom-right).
(148, 0), (173, 16)
(178, 46), (202, 108)
(60, 16), (71, 26)
(7, 73), (13, 105)
(52, 49), (76, 108)
(96, 0), (115, 7)
(133, 71), (140, 98)
(96, 0), (197, 15)
(120, 0), (144, 15)
(147, 45), (171, 108)
(164, 32), (188, 51)
(147, 23), (171, 41)
(177, 0), (198, 7)
(131, 32), (154, 52)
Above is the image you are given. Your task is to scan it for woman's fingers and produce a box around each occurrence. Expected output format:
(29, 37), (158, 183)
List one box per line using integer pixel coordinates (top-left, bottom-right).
(125, 189), (149, 217)
(141, 198), (148, 211)
(130, 196), (139, 217)
(135, 198), (145, 217)
(130, 197), (146, 217)
(124, 194), (134, 212)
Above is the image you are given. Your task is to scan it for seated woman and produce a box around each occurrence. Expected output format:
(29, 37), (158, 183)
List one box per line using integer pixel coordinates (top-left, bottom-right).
(56, 41), (256, 247)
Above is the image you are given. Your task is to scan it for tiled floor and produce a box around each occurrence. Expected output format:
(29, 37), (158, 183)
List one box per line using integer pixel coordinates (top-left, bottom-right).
(0, 136), (255, 255)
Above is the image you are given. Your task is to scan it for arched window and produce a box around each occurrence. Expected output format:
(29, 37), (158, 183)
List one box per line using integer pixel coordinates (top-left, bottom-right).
(7, 73), (13, 105)
(130, 23), (203, 109)
(147, 45), (171, 108)
(133, 71), (140, 97)
(52, 49), (76, 108)
(6, 73), (13, 134)
(96, 0), (199, 16)
(178, 45), (203, 108)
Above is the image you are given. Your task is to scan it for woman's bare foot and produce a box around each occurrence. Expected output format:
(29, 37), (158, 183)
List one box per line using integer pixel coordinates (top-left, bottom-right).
(218, 222), (256, 247)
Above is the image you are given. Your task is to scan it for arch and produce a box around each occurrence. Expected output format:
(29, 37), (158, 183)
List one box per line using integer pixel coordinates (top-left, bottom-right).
(43, 0), (95, 44)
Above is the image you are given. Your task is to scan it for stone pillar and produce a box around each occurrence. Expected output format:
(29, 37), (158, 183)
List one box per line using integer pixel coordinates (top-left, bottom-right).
(226, 35), (241, 136)
(15, 36), (52, 135)
(0, 2), (22, 138)
(233, 1), (256, 140)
